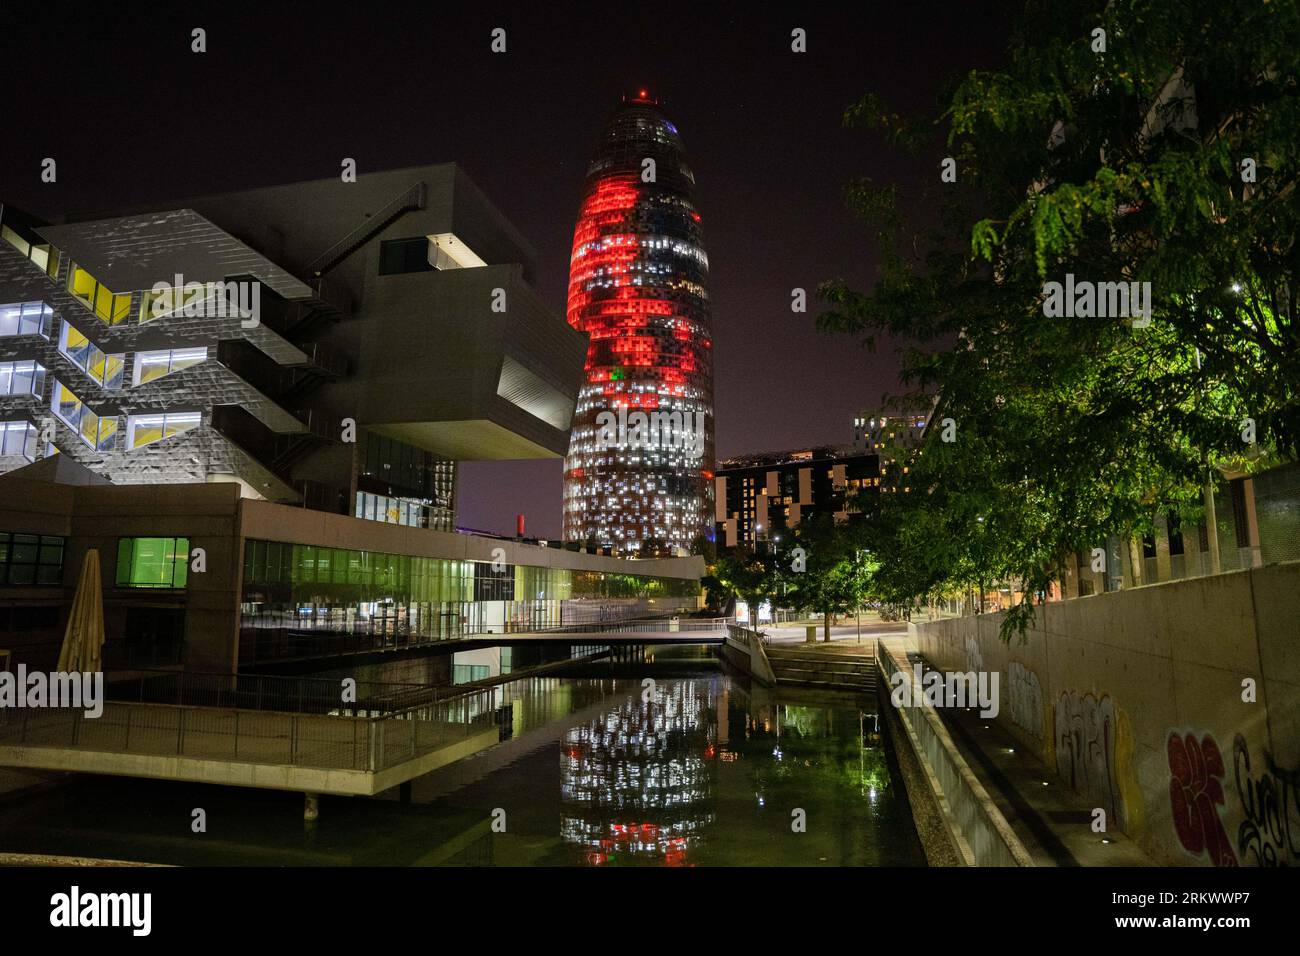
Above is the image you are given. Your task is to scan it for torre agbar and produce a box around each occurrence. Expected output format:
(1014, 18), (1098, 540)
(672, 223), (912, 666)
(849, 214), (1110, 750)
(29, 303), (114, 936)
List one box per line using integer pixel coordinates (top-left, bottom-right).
(562, 93), (716, 557)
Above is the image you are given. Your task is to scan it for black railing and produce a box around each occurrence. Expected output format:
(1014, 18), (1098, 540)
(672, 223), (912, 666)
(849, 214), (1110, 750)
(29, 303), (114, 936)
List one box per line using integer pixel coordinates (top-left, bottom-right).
(104, 669), (435, 716)
(305, 182), (427, 277)
(236, 615), (725, 666)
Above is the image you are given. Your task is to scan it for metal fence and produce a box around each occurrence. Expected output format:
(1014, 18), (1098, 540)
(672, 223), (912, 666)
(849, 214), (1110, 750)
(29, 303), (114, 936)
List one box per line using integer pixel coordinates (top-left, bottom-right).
(238, 615), (728, 665)
(0, 684), (500, 774)
(103, 669), (436, 716)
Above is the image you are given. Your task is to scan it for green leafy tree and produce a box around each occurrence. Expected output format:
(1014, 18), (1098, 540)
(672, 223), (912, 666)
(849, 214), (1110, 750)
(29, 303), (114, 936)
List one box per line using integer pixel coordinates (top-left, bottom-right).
(702, 547), (780, 622)
(780, 516), (878, 641)
(820, 0), (1300, 638)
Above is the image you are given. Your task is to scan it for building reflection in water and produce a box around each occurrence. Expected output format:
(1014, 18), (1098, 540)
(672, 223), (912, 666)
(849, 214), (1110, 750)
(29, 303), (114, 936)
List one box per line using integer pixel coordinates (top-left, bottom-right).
(560, 679), (718, 866)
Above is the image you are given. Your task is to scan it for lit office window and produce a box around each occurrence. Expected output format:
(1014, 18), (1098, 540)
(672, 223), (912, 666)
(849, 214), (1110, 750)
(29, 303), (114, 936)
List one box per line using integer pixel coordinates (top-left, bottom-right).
(0, 360), (47, 398)
(0, 301), (53, 338)
(139, 284), (228, 323)
(66, 261), (131, 324)
(116, 536), (189, 588)
(126, 411), (201, 449)
(59, 321), (124, 388)
(0, 532), (65, 585)
(0, 421), (38, 460)
(1, 226), (60, 280)
(50, 380), (116, 450)
(133, 347), (208, 385)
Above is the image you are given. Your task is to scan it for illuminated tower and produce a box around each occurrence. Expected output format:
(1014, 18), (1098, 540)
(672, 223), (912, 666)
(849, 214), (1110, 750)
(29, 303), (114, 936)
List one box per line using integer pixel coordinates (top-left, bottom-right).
(562, 92), (715, 557)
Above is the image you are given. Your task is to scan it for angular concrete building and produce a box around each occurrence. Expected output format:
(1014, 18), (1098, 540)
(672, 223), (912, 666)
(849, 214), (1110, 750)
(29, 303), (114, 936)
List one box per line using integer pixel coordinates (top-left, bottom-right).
(0, 164), (586, 530)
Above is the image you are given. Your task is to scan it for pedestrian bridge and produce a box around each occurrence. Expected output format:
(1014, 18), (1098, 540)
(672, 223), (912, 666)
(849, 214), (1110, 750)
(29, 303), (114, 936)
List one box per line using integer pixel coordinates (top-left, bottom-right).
(0, 619), (777, 801)
(0, 676), (501, 798)
(245, 616), (734, 660)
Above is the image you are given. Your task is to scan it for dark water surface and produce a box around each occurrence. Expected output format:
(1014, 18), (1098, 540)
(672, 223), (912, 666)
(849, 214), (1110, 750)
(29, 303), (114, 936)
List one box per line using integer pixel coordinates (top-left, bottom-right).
(0, 670), (925, 867)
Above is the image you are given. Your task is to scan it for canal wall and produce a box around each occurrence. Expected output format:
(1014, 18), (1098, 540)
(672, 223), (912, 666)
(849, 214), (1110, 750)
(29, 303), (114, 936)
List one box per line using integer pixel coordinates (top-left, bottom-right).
(877, 638), (1034, 866)
(910, 560), (1300, 867)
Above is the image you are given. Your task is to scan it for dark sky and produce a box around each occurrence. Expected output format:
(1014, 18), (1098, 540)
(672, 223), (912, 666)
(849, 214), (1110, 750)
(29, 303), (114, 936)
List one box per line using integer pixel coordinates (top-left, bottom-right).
(0, 1), (1010, 538)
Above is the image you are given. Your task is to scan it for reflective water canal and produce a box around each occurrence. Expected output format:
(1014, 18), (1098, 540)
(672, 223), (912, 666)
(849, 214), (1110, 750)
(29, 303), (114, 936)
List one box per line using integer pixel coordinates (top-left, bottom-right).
(0, 670), (925, 866)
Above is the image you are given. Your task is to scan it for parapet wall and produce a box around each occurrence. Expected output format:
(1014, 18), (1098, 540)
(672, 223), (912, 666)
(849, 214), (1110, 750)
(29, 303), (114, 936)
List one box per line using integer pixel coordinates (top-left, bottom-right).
(911, 562), (1300, 867)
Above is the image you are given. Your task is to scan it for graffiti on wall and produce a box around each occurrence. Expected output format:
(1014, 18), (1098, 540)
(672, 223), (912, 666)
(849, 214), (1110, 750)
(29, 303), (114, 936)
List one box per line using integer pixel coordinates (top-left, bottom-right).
(1232, 734), (1300, 867)
(1167, 731), (1238, 867)
(1056, 691), (1137, 831)
(1007, 662), (1042, 738)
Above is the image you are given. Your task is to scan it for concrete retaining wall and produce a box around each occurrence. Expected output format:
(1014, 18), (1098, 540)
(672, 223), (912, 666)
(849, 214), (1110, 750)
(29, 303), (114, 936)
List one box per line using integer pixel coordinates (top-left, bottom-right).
(911, 561), (1300, 867)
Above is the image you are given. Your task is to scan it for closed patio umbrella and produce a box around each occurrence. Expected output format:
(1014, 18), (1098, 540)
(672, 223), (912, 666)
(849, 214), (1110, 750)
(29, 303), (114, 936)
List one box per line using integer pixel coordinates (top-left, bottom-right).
(57, 549), (105, 673)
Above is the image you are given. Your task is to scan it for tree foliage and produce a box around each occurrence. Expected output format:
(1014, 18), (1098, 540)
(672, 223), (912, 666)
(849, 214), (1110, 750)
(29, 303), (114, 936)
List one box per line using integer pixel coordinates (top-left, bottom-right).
(819, 0), (1300, 638)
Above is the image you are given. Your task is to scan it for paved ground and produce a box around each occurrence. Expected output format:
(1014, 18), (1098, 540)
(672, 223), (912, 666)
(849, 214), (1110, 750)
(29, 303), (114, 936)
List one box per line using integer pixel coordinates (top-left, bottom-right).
(761, 613), (901, 648)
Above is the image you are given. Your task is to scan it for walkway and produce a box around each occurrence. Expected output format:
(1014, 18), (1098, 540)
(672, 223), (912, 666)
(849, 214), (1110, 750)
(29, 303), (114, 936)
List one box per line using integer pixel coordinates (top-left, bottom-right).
(877, 633), (1155, 866)
(0, 697), (500, 797)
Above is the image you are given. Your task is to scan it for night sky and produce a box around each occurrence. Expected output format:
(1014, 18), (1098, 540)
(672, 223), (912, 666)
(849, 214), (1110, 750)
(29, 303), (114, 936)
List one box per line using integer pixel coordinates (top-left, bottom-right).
(0, 2), (1009, 538)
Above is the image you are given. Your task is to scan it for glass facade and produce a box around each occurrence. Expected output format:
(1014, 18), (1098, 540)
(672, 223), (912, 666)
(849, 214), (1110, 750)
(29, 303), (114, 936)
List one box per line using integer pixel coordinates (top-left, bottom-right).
(378, 237), (434, 275)
(0, 532), (65, 585)
(51, 380), (117, 450)
(1, 225), (61, 281)
(66, 262), (131, 324)
(133, 347), (208, 385)
(562, 94), (715, 556)
(0, 421), (38, 460)
(0, 360), (46, 398)
(0, 301), (53, 338)
(356, 430), (454, 531)
(59, 319), (125, 388)
(240, 537), (699, 647)
(126, 411), (201, 449)
(116, 537), (190, 588)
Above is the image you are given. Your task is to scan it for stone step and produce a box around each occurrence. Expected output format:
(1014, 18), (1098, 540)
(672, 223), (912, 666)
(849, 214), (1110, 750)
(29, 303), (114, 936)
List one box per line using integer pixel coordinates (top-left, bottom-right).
(768, 659), (875, 675)
(775, 674), (877, 690)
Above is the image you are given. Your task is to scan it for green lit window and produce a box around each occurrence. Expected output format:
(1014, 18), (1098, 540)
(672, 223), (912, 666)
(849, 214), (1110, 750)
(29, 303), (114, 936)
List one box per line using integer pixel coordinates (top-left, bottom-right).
(116, 537), (189, 588)
(0, 532), (65, 585)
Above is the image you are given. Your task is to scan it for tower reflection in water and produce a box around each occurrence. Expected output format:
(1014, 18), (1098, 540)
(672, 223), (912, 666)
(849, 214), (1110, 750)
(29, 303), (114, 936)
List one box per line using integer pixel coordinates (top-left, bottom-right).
(560, 679), (717, 866)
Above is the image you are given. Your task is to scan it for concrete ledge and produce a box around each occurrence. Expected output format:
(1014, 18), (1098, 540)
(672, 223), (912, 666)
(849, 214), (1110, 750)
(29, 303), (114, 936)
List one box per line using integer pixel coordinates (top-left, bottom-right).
(877, 636), (1035, 867)
(0, 726), (499, 797)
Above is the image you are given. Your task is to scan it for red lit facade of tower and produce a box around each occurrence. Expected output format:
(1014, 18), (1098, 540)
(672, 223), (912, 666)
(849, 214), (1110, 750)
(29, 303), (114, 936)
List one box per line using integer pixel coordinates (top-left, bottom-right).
(562, 93), (715, 557)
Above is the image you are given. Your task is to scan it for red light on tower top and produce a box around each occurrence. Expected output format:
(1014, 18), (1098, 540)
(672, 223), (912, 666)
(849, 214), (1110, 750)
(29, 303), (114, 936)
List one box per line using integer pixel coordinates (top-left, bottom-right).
(626, 89), (660, 106)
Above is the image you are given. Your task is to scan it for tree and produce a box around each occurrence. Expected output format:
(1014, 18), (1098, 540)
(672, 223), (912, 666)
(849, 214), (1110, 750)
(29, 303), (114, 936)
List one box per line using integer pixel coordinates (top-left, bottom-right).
(702, 547), (780, 623)
(780, 515), (878, 641)
(820, 0), (1300, 638)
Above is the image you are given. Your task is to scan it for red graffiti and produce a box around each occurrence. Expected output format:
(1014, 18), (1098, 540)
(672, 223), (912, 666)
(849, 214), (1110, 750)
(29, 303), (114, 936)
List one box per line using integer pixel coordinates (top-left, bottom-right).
(1168, 732), (1238, 867)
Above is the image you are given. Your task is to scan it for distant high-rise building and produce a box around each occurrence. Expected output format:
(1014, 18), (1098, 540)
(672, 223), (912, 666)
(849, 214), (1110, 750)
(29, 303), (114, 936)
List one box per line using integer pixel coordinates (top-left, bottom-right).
(852, 408), (928, 494)
(562, 92), (715, 558)
(853, 409), (928, 458)
(714, 446), (879, 551)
